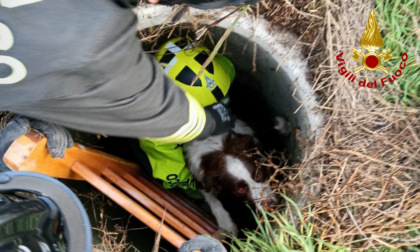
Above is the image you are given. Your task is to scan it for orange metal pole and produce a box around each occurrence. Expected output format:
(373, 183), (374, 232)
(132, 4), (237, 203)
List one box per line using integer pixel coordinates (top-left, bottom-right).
(102, 168), (198, 240)
(125, 173), (218, 234)
(123, 172), (211, 235)
(163, 187), (218, 233)
(71, 161), (187, 248)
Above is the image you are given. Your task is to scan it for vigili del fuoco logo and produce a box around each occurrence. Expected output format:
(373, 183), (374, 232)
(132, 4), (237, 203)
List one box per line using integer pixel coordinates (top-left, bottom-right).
(336, 9), (408, 88)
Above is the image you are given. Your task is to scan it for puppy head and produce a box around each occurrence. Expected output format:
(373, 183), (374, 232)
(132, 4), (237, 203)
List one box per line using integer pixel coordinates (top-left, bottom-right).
(199, 134), (276, 207)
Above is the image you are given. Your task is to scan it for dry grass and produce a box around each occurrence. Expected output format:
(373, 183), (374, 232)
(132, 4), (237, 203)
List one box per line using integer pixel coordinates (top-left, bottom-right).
(77, 191), (143, 252)
(259, 0), (326, 67)
(261, 0), (420, 250)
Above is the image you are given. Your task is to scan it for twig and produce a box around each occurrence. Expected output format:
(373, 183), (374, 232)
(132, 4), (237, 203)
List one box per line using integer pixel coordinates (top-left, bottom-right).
(152, 209), (167, 252)
(345, 206), (377, 250)
(323, 149), (418, 171)
(191, 5), (250, 86)
(284, 0), (323, 20)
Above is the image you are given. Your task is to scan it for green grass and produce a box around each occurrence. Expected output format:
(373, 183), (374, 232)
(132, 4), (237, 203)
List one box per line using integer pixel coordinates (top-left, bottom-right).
(375, 0), (420, 105)
(228, 195), (348, 252)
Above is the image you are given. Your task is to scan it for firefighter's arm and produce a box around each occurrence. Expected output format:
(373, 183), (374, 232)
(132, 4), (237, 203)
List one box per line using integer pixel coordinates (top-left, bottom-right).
(145, 93), (234, 144)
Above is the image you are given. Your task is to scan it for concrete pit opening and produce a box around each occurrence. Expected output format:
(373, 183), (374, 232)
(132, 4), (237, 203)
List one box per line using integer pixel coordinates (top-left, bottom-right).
(138, 5), (323, 164)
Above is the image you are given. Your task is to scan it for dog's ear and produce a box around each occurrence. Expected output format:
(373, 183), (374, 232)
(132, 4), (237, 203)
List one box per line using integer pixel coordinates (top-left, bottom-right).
(254, 165), (269, 182)
(225, 134), (255, 155)
(201, 175), (223, 193)
(200, 151), (224, 193)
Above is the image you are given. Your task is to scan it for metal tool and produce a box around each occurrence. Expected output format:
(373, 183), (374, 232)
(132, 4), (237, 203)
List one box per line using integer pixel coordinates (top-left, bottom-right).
(0, 171), (92, 252)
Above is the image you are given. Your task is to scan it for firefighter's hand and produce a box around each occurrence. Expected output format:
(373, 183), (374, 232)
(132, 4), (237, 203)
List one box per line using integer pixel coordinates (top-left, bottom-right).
(0, 116), (31, 169)
(0, 116), (73, 159)
(196, 103), (235, 141)
(30, 119), (73, 158)
(178, 235), (227, 252)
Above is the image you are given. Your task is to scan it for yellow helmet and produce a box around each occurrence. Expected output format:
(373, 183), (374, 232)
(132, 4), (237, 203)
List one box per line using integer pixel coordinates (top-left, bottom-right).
(155, 38), (235, 107)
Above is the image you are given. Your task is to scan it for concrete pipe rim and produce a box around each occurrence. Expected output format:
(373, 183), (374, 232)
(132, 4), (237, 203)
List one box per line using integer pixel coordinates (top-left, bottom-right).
(136, 5), (323, 165)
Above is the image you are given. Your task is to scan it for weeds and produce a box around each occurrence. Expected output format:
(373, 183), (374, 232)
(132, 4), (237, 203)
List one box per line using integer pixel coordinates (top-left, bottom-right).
(376, 0), (420, 105)
(229, 195), (348, 252)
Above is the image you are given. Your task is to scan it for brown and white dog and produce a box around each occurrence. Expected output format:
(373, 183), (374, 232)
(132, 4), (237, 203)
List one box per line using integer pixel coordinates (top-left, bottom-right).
(184, 118), (289, 235)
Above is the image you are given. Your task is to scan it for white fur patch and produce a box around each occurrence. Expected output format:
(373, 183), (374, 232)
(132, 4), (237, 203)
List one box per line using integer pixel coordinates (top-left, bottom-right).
(232, 120), (255, 135)
(183, 133), (225, 180)
(274, 116), (292, 135)
(201, 190), (238, 235)
(224, 155), (274, 209)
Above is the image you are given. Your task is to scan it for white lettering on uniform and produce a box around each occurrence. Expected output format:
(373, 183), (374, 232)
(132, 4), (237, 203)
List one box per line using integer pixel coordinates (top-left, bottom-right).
(0, 56), (27, 84)
(0, 23), (13, 50)
(0, 0), (44, 84)
(0, 0), (43, 8)
(0, 23), (28, 84)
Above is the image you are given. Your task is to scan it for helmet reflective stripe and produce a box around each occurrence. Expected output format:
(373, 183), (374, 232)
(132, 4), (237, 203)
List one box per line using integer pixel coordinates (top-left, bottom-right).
(163, 42), (183, 74)
(166, 42), (182, 55)
(164, 57), (178, 75)
(184, 43), (195, 50)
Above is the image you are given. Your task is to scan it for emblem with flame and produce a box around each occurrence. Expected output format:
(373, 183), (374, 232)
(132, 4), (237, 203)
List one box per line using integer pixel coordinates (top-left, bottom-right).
(351, 9), (393, 73)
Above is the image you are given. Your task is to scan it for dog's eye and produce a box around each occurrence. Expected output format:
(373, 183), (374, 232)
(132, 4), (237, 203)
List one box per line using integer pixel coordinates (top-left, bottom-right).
(237, 187), (246, 194)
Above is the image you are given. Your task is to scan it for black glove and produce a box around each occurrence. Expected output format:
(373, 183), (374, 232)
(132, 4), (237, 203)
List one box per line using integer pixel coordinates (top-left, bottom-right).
(178, 235), (227, 252)
(206, 103), (235, 136)
(0, 116), (73, 160)
(0, 116), (31, 171)
(159, 0), (261, 9)
(30, 120), (73, 158)
(196, 102), (235, 141)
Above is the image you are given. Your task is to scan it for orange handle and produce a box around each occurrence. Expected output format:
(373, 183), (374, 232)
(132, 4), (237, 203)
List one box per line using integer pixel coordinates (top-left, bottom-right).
(123, 172), (216, 234)
(102, 168), (198, 239)
(71, 161), (187, 248)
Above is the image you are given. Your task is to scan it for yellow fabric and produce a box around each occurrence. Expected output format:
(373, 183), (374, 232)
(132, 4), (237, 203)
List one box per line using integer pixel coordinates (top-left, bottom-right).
(139, 139), (196, 190)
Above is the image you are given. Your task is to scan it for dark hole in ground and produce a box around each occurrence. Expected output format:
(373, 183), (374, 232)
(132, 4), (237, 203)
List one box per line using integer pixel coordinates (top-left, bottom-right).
(230, 73), (291, 155)
(64, 23), (306, 251)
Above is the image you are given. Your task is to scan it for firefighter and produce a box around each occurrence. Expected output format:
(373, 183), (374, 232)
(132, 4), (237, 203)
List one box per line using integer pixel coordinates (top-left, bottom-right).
(140, 38), (235, 192)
